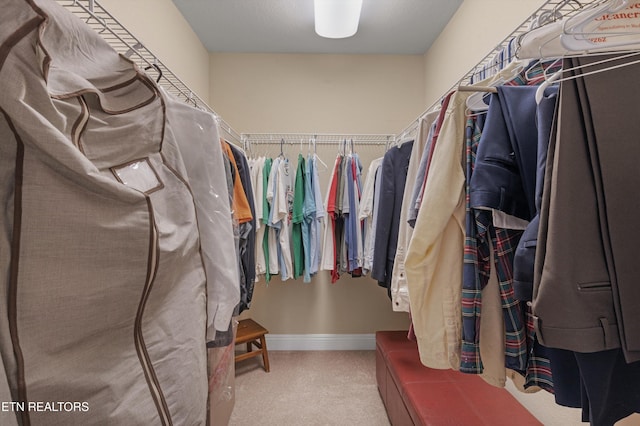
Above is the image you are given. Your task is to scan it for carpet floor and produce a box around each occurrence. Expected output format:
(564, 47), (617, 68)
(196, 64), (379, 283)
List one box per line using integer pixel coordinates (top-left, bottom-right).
(229, 350), (640, 426)
(230, 351), (390, 426)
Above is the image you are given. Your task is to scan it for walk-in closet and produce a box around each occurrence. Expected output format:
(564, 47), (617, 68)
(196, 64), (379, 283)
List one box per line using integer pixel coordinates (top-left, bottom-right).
(1, 0), (640, 425)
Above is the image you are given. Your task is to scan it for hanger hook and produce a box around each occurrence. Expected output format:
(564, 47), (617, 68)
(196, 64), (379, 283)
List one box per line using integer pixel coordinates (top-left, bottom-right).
(144, 59), (162, 83)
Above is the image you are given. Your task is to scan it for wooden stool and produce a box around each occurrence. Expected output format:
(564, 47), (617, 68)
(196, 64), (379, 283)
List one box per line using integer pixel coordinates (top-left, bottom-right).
(235, 318), (270, 372)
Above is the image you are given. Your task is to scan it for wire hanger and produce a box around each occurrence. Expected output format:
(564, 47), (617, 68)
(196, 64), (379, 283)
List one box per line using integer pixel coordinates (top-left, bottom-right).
(144, 60), (162, 83)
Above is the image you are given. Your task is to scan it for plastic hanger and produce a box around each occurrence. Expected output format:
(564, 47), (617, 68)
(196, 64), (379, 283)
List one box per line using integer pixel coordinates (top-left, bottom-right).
(518, 0), (640, 59)
(312, 138), (329, 171)
(535, 69), (562, 104)
(534, 49), (640, 103)
(465, 78), (501, 112)
(523, 57), (563, 83)
(560, 0), (631, 51)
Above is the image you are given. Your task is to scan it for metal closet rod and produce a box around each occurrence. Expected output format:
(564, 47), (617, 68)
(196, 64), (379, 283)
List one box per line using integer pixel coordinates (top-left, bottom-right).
(395, 0), (590, 138)
(242, 133), (395, 145)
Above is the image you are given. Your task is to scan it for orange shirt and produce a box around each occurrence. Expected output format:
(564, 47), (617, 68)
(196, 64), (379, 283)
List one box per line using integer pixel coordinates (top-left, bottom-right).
(221, 140), (253, 224)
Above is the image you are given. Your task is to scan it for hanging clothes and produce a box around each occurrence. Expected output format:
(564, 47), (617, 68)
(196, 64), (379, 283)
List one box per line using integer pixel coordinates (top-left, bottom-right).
(465, 114), (518, 390)
(371, 141), (414, 291)
(266, 157), (281, 276)
(319, 149), (366, 281)
(251, 156), (267, 278)
(405, 90), (466, 370)
(302, 154), (316, 282)
(221, 142), (253, 225)
(164, 93), (240, 341)
(228, 143), (257, 313)
(262, 157), (274, 282)
(322, 155), (343, 283)
(533, 54), (640, 425)
(269, 157), (294, 281)
(292, 153), (306, 280)
(390, 112), (438, 312)
(359, 157), (383, 274)
(309, 154), (326, 276)
(409, 93), (454, 227)
(344, 153), (364, 276)
(406, 119), (436, 228)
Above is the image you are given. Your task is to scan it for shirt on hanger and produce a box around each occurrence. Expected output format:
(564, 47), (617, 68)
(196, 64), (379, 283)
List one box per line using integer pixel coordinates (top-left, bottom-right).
(267, 157), (281, 275)
(360, 157), (383, 274)
(302, 155), (316, 282)
(229, 143), (257, 313)
(292, 153), (306, 280)
(252, 157), (267, 277)
(310, 155), (326, 275)
(405, 90), (466, 370)
(221, 141), (253, 225)
(321, 155), (343, 282)
(371, 141), (414, 289)
(390, 111), (438, 312)
(262, 157), (273, 282)
(274, 158), (294, 280)
(407, 120), (437, 228)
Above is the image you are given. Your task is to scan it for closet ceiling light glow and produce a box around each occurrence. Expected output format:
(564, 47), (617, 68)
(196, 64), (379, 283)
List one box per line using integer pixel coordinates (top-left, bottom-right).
(314, 0), (363, 39)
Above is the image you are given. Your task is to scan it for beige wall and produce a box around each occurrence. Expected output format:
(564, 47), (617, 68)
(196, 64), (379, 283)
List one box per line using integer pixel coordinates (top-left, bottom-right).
(210, 53), (425, 134)
(210, 53), (423, 334)
(423, 0), (547, 107)
(99, 0), (210, 103)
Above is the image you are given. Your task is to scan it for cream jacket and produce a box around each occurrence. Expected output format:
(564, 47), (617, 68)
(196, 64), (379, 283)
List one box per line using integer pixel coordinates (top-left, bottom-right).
(405, 90), (471, 370)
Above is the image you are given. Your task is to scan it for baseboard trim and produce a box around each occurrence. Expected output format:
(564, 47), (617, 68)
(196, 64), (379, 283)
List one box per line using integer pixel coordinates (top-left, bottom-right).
(265, 333), (375, 351)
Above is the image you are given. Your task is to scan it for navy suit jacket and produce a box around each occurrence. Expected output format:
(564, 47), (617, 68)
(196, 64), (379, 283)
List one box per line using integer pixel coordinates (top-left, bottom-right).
(372, 141), (414, 290)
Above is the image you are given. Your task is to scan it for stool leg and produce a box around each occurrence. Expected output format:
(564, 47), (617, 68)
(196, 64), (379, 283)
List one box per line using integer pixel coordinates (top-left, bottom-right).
(260, 335), (270, 373)
(246, 342), (252, 353)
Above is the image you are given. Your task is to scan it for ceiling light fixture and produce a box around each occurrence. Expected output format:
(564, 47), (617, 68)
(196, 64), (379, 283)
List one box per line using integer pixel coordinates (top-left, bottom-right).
(314, 0), (363, 39)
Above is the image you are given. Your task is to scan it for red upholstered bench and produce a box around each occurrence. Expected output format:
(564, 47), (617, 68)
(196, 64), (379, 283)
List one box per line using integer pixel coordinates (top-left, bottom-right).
(376, 330), (542, 426)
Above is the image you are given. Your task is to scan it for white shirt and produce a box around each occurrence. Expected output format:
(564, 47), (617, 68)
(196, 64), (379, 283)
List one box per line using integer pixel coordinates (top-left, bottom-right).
(360, 157), (383, 274)
(390, 111), (439, 312)
(251, 157), (267, 277)
(321, 156), (341, 271)
(309, 155), (326, 275)
(273, 158), (294, 280)
(267, 157), (281, 275)
(163, 92), (240, 340)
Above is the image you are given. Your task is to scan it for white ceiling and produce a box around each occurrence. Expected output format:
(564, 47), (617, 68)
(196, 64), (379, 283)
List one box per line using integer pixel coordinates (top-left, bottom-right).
(171, 0), (463, 55)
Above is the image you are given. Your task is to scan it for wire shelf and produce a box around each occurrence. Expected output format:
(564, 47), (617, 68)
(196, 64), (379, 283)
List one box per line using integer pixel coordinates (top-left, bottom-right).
(57, 0), (243, 145)
(396, 0), (593, 137)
